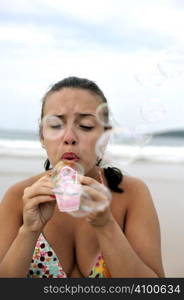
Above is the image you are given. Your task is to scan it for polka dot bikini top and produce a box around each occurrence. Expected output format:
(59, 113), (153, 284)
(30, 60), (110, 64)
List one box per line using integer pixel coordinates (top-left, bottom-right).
(28, 233), (111, 278)
(28, 169), (111, 278)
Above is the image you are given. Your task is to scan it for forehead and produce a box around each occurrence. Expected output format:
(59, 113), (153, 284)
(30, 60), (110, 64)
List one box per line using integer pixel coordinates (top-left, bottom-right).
(44, 88), (102, 115)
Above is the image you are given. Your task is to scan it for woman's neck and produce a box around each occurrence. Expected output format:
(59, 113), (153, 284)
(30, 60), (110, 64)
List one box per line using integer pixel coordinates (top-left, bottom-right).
(86, 166), (103, 183)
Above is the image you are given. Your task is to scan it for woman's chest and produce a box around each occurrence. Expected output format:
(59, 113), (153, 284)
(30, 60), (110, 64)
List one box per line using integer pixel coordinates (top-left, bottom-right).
(73, 201), (127, 276)
(40, 196), (127, 277)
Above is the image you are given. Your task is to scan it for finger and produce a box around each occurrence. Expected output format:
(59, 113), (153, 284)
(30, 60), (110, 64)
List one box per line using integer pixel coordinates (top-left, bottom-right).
(37, 172), (54, 183)
(24, 195), (56, 210)
(78, 174), (98, 185)
(78, 175), (98, 186)
(46, 169), (54, 176)
(81, 181), (111, 198)
(23, 186), (55, 200)
(23, 175), (54, 197)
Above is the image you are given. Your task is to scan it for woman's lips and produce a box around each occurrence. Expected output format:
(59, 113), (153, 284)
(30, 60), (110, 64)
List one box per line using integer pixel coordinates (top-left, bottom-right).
(61, 152), (79, 161)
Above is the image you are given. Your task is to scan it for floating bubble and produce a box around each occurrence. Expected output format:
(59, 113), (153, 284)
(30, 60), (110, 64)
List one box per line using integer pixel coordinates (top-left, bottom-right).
(96, 103), (118, 127)
(52, 160), (85, 185)
(69, 182), (111, 218)
(95, 127), (149, 166)
(95, 128), (112, 158)
(134, 69), (166, 88)
(157, 49), (184, 79)
(73, 162), (85, 176)
(68, 187), (97, 217)
(42, 115), (64, 140)
(134, 124), (152, 147)
(90, 182), (112, 207)
(140, 99), (167, 123)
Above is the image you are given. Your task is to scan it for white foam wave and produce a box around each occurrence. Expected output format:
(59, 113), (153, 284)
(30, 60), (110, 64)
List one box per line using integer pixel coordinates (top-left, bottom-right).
(0, 139), (45, 158)
(0, 139), (184, 163)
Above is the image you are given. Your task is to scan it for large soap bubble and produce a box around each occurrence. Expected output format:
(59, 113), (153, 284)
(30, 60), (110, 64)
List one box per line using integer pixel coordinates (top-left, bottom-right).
(140, 99), (166, 123)
(134, 124), (152, 147)
(157, 49), (184, 79)
(95, 126), (152, 166)
(68, 189), (94, 217)
(95, 103), (119, 127)
(41, 115), (64, 140)
(52, 160), (85, 183)
(68, 183), (111, 218)
(134, 67), (166, 88)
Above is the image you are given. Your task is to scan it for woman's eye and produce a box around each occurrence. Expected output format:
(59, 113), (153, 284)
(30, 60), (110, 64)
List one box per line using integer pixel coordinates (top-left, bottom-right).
(80, 125), (94, 131)
(50, 124), (62, 129)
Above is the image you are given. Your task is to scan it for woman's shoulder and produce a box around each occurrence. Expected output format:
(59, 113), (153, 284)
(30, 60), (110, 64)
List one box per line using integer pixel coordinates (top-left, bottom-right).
(1, 171), (46, 205)
(122, 174), (149, 192)
(120, 174), (153, 205)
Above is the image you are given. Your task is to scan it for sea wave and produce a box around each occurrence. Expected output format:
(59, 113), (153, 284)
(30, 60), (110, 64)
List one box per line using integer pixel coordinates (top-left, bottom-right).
(0, 139), (184, 163)
(0, 139), (45, 158)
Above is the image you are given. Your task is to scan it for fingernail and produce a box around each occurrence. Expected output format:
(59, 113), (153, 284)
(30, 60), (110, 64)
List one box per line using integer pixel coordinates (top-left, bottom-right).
(50, 195), (56, 199)
(47, 170), (54, 176)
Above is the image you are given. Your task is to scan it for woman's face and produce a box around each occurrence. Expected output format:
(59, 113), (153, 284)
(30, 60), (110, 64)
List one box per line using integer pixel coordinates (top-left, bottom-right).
(41, 88), (105, 176)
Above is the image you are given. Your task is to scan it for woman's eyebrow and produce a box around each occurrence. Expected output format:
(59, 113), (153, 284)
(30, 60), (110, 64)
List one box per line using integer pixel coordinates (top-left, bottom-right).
(77, 113), (96, 119)
(53, 113), (96, 119)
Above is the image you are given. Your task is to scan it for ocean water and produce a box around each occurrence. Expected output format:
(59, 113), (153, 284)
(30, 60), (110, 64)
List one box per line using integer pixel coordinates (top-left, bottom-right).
(0, 128), (184, 163)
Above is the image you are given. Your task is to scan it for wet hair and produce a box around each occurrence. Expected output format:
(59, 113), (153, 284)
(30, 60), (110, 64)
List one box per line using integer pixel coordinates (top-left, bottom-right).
(40, 76), (124, 193)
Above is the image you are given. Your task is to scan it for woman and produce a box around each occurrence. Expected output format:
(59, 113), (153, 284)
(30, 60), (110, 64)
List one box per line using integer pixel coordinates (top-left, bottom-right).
(0, 76), (165, 278)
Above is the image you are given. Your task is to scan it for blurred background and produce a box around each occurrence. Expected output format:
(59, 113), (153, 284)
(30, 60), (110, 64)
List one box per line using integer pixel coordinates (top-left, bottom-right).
(0, 0), (184, 277)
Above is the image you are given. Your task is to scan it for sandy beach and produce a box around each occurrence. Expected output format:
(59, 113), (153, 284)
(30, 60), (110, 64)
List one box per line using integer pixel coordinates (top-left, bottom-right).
(0, 153), (184, 278)
(125, 161), (184, 278)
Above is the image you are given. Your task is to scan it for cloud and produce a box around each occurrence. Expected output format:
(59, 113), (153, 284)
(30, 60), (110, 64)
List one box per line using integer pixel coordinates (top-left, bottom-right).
(0, 0), (184, 132)
(0, 24), (55, 45)
(1, 0), (182, 60)
(0, 0), (40, 14)
(38, 0), (184, 44)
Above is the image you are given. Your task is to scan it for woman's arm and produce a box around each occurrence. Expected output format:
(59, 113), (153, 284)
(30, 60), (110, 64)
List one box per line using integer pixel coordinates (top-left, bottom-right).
(0, 225), (40, 277)
(0, 183), (37, 277)
(0, 173), (56, 277)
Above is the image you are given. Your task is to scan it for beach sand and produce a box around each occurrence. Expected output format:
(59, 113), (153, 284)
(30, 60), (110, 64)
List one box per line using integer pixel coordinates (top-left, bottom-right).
(0, 154), (184, 277)
(125, 161), (184, 278)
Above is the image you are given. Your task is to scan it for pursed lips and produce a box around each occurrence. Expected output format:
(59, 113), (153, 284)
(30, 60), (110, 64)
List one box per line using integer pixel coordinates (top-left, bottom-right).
(61, 152), (79, 160)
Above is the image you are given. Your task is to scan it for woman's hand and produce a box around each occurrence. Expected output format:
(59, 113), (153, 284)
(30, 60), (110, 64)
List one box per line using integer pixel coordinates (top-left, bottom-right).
(22, 172), (56, 233)
(78, 175), (113, 227)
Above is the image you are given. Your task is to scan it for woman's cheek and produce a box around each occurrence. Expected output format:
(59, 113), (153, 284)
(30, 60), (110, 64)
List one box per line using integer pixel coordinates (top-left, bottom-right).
(45, 141), (59, 165)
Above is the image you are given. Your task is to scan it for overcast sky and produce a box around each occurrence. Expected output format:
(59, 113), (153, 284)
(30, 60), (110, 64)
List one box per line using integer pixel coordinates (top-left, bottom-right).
(0, 0), (184, 134)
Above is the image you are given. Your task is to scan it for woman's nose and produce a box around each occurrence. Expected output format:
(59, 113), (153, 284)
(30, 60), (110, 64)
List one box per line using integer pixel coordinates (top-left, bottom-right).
(63, 127), (78, 145)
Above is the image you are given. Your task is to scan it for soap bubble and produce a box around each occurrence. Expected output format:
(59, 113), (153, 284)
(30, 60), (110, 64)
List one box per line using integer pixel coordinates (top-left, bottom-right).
(74, 162), (85, 176)
(68, 187), (96, 217)
(134, 68), (166, 88)
(95, 128), (112, 158)
(52, 160), (85, 186)
(157, 49), (184, 79)
(41, 115), (64, 140)
(69, 183), (111, 217)
(90, 182), (112, 206)
(95, 126), (151, 166)
(134, 124), (152, 147)
(140, 99), (167, 123)
(96, 103), (118, 127)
